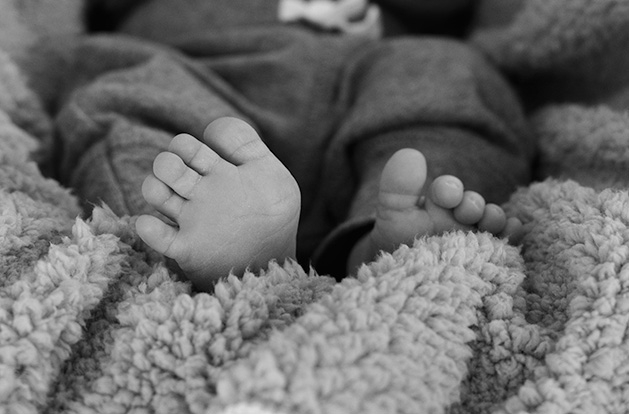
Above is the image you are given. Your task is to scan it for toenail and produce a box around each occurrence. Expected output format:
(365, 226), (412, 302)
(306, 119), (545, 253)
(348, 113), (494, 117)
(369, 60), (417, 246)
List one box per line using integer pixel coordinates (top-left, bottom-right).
(445, 177), (462, 189)
(467, 192), (483, 207)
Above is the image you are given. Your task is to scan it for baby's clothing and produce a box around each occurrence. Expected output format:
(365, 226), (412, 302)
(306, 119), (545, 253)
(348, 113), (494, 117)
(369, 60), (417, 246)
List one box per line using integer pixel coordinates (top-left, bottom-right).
(278, 0), (383, 38)
(50, 0), (534, 278)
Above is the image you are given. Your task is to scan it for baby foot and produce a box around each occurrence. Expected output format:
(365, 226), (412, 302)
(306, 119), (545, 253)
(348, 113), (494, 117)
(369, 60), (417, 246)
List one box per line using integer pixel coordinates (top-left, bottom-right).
(135, 117), (300, 291)
(348, 148), (524, 272)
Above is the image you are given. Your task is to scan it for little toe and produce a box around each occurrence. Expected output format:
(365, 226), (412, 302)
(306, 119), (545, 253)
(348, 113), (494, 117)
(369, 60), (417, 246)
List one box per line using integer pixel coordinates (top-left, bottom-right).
(135, 214), (180, 257)
(501, 217), (526, 244)
(453, 191), (486, 225)
(142, 175), (184, 221)
(168, 133), (222, 176)
(153, 151), (202, 199)
(430, 175), (464, 209)
(378, 148), (428, 211)
(478, 203), (507, 235)
(203, 117), (271, 166)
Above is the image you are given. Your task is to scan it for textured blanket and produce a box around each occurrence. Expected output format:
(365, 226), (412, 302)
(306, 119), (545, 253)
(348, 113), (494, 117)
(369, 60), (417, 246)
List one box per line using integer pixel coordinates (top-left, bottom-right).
(3, 1), (629, 413)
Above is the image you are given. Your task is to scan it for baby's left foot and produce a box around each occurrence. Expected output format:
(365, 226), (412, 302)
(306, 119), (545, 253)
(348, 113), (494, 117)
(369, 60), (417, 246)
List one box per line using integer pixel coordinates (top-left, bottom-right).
(348, 148), (524, 272)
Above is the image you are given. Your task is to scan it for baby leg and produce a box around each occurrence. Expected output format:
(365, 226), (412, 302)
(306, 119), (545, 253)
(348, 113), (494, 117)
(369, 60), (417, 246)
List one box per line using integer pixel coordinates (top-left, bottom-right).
(136, 117), (300, 292)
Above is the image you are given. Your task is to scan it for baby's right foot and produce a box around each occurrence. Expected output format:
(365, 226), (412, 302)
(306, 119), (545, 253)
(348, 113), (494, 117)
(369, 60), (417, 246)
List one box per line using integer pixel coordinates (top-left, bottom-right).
(348, 148), (524, 272)
(135, 117), (300, 292)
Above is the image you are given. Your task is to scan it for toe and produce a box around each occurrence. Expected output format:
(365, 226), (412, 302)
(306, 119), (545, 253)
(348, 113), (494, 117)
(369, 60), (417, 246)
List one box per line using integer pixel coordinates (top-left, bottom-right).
(478, 203), (507, 234)
(203, 117), (271, 166)
(378, 148), (427, 211)
(135, 214), (180, 257)
(153, 151), (202, 199)
(430, 175), (464, 209)
(453, 191), (486, 225)
(142, 175), (184, 221)
(169, 133), (222, 176)
(501, 217), (526, 244)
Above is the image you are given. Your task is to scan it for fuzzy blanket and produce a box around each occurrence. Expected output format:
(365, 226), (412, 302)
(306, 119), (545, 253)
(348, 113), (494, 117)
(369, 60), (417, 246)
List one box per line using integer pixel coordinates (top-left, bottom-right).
(3, 1), (629, 413)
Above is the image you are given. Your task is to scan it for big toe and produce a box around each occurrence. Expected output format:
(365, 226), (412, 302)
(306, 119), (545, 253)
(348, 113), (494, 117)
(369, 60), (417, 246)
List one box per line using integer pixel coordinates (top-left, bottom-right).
(378, 148), (428, 211)
(202, 117), (271, 165)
